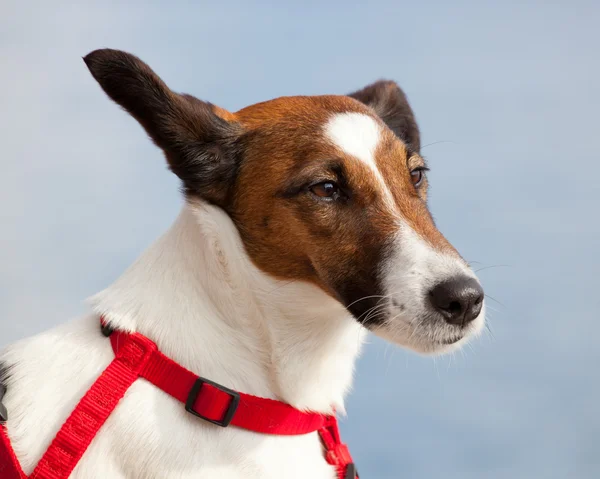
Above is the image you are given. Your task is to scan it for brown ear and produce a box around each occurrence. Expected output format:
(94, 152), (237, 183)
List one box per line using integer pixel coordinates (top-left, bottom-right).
(348, 80), (420, 153)
(83, 48), (242, 206)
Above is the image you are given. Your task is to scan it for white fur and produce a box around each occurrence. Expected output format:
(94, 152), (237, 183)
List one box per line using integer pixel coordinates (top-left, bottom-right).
(1, 115), (484, 478)
(324, 113), (381, 172)
(324, 112), (396, 207)
(1, 203), (364, 478)
(324, 112), (485, 354)
(377, 222), (485, 354)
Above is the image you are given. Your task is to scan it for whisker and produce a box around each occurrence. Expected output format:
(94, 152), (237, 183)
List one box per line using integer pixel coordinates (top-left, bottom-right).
(346, 294), (390, 310)
(485, 322), (496, 341)
(484, 294), (505, 308)
(474, 264), (511, 273)
(359, 309), (387, 330)
(384, 348), (396, 377)
(420, 140), (456, 150)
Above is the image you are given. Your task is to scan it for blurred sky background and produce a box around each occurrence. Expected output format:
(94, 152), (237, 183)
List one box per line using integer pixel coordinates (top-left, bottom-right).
(2, 1), (599, 478)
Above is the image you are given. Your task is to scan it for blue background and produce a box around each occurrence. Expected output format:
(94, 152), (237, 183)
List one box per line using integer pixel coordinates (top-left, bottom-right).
(2, 1), (598, 477)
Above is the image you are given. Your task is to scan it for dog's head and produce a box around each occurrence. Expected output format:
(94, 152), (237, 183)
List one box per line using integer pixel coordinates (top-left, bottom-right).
(84, 49), (484, 354)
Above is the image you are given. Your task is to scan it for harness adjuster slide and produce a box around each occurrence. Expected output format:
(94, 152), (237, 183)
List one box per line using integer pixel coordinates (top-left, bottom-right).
(185, 376), (240, 427)
(0, 384), (7, 423)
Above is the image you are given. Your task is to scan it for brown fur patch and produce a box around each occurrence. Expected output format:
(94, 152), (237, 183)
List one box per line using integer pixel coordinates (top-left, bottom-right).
(212, 105), (238, 122)
(227, 96), (453, 317)
(84, 48), (459, 320)
(372, 129), (458, 257)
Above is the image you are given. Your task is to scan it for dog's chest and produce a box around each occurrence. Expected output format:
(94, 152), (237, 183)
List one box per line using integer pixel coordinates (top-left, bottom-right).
(1, 318), (337, 479)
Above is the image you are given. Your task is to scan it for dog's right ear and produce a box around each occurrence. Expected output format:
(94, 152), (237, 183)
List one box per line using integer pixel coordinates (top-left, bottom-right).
(84, 48), (242, 206)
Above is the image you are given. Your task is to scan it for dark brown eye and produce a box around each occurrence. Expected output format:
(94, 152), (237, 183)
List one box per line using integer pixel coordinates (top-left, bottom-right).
(310, 181), (339, 199)
(410, 168), (426, 188)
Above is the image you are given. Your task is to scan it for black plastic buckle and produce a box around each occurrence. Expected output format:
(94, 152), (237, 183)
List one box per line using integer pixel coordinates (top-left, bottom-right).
(0, 384), (7, 423)
(185, 376), (240, 427)
(345, 463), (358, 479)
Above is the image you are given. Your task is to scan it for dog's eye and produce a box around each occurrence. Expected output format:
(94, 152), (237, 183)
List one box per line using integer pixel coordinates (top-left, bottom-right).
(410, 167), (427, 188)
(310, 181), (339, 199)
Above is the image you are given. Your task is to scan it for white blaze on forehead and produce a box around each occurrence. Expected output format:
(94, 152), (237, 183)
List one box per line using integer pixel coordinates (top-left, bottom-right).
(325, 112), (381, 169)
(324, 112), (396, 207)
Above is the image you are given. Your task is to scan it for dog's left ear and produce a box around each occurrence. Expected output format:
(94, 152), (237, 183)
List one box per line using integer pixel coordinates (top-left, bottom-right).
(84, 48), (242, 206)
(348, 80), (420, 153)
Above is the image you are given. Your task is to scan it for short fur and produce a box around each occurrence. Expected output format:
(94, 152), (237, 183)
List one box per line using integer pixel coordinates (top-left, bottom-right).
(0, 49), (485, 478)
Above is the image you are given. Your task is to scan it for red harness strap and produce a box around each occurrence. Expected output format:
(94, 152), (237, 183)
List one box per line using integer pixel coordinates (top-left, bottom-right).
(1, 421), (25, 479)
(0, 320), (357, 479)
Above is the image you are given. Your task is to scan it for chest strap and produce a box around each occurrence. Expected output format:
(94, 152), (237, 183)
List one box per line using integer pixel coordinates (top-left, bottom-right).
(0, 319), (357, 478)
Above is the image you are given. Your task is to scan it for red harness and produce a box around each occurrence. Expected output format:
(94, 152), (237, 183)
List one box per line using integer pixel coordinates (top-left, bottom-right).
(0, 320), (357, 479)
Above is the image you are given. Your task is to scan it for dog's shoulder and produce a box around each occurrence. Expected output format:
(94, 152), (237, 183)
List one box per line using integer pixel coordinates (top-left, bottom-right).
(0, 315), (114, 473)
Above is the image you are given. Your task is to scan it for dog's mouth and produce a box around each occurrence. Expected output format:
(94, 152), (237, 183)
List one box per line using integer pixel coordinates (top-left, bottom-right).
(367, 296), (486, 355)
(439, 334), (464, 345)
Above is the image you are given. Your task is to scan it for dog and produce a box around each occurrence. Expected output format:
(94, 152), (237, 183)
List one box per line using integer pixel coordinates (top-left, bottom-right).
(0, 49), (485, 478)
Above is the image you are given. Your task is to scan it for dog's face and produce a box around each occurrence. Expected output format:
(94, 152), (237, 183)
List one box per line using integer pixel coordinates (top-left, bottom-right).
(85, 49), (485, 354)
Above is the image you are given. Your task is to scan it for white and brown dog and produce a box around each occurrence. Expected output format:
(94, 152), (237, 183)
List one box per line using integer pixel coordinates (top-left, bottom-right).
(0, 49), (485, 478)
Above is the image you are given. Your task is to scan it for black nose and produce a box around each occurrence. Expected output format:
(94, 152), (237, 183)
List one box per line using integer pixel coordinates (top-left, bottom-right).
(429, 276), (484, 326)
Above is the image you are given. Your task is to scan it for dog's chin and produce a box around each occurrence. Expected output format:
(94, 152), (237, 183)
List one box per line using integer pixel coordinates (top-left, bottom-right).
(369, 306), (485, 356)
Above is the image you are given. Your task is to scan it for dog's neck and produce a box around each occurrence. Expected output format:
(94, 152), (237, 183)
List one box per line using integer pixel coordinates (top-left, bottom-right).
(91, 202), (365, 414)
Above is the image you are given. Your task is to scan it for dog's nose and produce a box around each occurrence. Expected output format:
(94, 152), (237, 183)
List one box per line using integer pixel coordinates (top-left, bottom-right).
(429, 276), (484, 326)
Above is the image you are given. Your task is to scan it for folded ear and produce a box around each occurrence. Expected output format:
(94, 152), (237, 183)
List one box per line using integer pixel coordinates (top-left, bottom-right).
(83, 48), (242, 206)
(348, 80), (420, 153)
